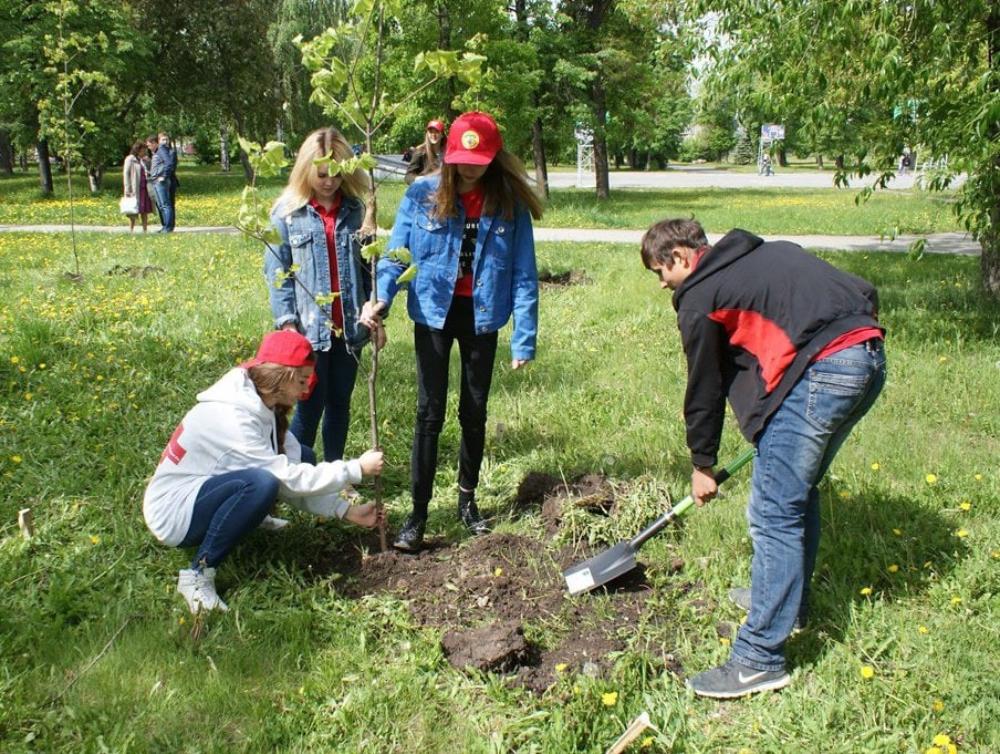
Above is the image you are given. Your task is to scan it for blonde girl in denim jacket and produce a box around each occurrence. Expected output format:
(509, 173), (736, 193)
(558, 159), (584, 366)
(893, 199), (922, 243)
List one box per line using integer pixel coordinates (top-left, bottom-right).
(361, 111), (543, 552)
(265, 127), (385, 464)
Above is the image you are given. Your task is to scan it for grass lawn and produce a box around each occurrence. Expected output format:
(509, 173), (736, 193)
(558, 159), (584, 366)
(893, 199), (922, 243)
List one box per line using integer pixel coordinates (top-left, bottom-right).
(0, 230), (997, 753)
(0, 164), (961, 236)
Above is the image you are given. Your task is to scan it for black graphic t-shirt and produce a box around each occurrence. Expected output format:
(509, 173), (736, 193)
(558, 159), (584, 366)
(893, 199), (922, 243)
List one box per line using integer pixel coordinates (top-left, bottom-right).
(455, 187), (483, 297)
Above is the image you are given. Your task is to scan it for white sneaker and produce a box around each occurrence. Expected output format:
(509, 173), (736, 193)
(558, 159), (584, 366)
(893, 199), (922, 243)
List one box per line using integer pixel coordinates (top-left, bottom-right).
(259, 514), (290, 531)
(177, 567), (229, 614)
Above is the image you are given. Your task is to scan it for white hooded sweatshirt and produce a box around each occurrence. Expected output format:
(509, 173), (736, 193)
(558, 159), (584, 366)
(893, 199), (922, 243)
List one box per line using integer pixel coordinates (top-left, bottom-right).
(143, 367), (359, 546)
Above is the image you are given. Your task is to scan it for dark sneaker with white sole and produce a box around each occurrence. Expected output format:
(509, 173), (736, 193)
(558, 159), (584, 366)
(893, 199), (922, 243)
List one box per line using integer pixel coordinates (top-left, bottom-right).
(686, 659), (791, 699)
(393, 515), (426, 552)
(729, 587), (805, 632)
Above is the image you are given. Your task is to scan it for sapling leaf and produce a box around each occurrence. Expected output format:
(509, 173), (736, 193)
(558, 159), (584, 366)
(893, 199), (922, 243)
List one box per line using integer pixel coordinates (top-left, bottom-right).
(396, 264), (418, 284)
(315, 292), (342, 306)
(262, 228), (282, 246)
(361, 237), (387, 261)
(388, 246), (411, 264)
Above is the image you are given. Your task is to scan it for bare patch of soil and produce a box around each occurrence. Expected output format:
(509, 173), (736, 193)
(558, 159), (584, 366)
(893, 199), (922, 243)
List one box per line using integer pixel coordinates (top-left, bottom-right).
(106, 264), (164, 278)
(538, 269), (590, 287)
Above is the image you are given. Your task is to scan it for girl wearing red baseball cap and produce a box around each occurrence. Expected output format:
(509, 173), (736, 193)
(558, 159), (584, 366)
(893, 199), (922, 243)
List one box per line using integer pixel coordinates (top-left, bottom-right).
(362, 111), (544, 552)
(405, 119), (447, 185)
(143, 330), (385, 614)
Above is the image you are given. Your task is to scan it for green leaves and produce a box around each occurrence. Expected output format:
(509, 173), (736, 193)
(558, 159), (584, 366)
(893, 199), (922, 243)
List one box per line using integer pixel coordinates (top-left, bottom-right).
(414, 50), (486, 85)
(237, 138), (288, 179)
(313, 152), (378, 176)
(395, 264), (418, 285)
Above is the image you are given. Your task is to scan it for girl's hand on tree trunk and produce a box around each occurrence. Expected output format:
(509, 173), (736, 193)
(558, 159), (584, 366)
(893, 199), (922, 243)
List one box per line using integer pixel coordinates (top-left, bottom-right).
(360, 300), (386, 330)
(344, 502), (384, 529)
(358, 449), (385, 476)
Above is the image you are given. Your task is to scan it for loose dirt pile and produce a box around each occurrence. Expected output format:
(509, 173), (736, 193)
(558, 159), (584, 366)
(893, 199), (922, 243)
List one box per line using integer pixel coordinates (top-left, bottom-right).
(538, 269), (591, 287)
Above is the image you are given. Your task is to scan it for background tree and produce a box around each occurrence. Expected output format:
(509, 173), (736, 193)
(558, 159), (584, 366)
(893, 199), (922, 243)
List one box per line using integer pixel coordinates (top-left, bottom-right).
(686, 0), (1000, 294)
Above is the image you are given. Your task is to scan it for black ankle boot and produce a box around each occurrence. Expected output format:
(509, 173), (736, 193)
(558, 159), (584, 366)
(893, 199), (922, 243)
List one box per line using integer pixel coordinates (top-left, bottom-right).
(458, 492), (490, 535)
(393, 514), (426, 552)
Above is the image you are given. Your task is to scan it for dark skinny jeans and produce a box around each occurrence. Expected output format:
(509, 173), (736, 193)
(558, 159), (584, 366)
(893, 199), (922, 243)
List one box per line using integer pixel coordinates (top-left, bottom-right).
(411, 296), (498, 518)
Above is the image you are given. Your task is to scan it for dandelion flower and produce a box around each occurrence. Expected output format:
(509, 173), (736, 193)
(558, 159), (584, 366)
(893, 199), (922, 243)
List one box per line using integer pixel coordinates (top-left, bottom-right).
(494, 567), (503, 577)
(89, 535), (101, 545)
(925, 473), (938, 485)
(860, 665), (875, 679)
(601, 691), (618, 706)
(950, 596), (962, 606)
(838, 490), (850, 499)
(918, 625), (929, 634)
(973, 473), (982, 481)
(860, 586), (873, 596)
(720, 637), (731, 647)
(938, 356), (948, 364)
(932, 699), (944, 712)
(933, 735), (952, 747)
(555, 663), (567, 673)
(10, 356), (19, 364)
(870, 462), (880, 471)
(11, 455), (22, 464)
(954, 529), (968, 538)
(178, 616), (185, 625)
(925, 747), (942, 754)
(641, 739), (655, 749)
(888, 564), (899, 573)
(892, 528), (902, 536)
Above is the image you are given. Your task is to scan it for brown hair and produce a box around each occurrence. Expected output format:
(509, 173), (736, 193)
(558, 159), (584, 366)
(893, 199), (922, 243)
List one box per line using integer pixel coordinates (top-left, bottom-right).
(247, 363), (300, 454)
(431, 149), (544, 222)
(130, 141), (145, 157)
(640, 218), (709, 269)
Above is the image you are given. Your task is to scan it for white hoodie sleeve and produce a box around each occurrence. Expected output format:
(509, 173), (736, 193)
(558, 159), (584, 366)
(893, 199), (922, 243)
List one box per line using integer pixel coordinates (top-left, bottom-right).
(219, 413), (362, 502)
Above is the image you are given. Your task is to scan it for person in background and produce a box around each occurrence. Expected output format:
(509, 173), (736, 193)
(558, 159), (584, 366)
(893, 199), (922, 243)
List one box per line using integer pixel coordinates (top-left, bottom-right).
(143, 330), (385, 614)
(122, 141), (154, 232)
(149, 131), (178, 232)
(362, 111), (543, 552)
(266, 127), (385, 465)
(404, 119), (446, 184)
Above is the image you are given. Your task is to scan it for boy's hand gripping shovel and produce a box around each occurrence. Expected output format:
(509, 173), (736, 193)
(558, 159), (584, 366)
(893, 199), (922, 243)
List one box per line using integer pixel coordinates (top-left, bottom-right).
(563, 448), (755, 596)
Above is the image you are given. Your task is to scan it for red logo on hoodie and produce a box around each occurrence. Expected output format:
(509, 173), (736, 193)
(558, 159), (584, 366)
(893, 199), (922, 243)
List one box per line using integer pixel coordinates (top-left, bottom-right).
(161, 423), (187, 465)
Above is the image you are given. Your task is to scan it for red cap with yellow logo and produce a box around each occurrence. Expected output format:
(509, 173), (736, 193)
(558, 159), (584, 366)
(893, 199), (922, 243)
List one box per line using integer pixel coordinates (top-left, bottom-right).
(444, 111), (502, 166)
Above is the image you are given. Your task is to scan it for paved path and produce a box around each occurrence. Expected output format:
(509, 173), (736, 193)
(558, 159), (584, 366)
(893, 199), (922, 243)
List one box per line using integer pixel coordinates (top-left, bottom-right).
(0, 223), (979, 255)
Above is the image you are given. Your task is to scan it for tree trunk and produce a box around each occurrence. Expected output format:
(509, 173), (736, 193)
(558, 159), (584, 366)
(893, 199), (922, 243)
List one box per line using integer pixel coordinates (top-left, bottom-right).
(0, 129), (13, 174)
(436, 2), (457, 119)
(531, 113), (549, 198)
(613, 151), (622, 169)
(19, 150), (28, 170)
(220, 124), (231, 172)
(36, 139), (54, 194)
(777, 146), (788, 167)
(591, 81), (610, 200)
(87, 165), (104, 193)
(238, 149), (254, 183)
(815, 154), (824, 169)
(835, 154), (845, 170)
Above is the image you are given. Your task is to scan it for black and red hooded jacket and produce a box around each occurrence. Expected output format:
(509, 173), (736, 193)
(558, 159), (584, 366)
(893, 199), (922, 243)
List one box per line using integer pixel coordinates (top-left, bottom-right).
(673, 229), (883, 467)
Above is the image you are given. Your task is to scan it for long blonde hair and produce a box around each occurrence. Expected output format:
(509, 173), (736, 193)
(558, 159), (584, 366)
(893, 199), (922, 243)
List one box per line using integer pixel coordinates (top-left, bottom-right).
(432, 149), (544, 222)
(247, 363), (301, 454)
(273, 127), (371, 215)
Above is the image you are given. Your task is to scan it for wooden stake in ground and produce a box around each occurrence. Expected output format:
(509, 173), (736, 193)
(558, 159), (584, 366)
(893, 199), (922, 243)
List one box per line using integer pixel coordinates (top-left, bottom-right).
(18, 508), (34, 540)
(605, 712), (657, 754)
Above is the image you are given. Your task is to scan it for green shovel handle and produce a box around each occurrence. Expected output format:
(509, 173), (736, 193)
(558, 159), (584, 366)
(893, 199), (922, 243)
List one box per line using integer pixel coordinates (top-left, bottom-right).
(629, 446), (756, 550)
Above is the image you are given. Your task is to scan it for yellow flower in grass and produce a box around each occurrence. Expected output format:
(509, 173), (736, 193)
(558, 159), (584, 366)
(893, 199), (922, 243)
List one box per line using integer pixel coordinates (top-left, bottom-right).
(950, 596), (962, 606)
(933, 734), (952, 747)
(89, 535), (101, 545)
(10, 355), (19, 364)
(958, 501), (971, 511)
(601, 691), (618, 706)
(973, 473), (982, 481)
(719, 637), (731, 647)
(870, 462), (880, 471)
(892, 528), (902, 536)
(925, 748), (942, 754)
(10, 455), (22, 464)
(554, 663), (567, 673)
(932, 699), (945, 712)
(888, 564), (899, 573)
(860, 586), (873, 596)
(641, 738), (654, 749)
(954, 529), (968, 539)
(918, 625), (929, 634)
(860, 665), (875, 679)
(925, 473), (938, 485)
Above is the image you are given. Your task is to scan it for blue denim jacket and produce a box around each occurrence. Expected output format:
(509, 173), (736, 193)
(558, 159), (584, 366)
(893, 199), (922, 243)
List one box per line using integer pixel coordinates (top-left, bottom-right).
(376, 176), (538, 360)
(265, 195), (372, 352)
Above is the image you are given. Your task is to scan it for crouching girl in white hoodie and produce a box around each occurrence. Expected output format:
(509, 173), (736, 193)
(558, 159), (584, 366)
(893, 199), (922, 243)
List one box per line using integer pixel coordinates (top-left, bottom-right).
(143, 330), (385, 614)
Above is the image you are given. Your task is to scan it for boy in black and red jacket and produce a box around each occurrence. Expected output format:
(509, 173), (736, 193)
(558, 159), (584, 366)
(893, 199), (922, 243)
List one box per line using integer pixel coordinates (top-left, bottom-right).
(642, 219), (886, 698)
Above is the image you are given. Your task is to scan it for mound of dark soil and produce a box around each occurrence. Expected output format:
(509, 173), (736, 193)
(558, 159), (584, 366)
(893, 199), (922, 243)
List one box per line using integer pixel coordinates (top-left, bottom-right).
(538, 269), (590, 287)
(515, 471), (616, 533)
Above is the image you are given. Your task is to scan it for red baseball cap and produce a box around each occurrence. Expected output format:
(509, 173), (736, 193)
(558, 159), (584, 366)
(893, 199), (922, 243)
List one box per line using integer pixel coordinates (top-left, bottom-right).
(444, 111), (502, 166)
(426, 119), (446, 133)
(241, 330), (315, 370)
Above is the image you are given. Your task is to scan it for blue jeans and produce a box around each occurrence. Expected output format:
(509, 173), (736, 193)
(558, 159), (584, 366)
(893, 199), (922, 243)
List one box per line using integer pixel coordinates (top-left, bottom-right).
(152, 180), (174, 231)
(290, 339), (359, 462)
(179, 447), (316, 569)
(732, 340), (886, 671)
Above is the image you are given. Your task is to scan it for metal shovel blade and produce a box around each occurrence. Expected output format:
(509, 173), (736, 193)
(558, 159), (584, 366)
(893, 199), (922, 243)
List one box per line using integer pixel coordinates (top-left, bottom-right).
(563, 541), (637, 596)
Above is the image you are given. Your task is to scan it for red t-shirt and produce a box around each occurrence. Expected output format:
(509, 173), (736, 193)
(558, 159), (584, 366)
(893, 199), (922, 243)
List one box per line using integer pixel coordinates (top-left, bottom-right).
(812, 327), (883, 362)
(454, 188), (484, 297)
(309, 195), (344, 331)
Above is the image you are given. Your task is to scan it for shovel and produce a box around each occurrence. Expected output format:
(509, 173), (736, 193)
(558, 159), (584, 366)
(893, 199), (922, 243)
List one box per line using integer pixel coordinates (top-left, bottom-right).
(563, 447), (756, 596)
